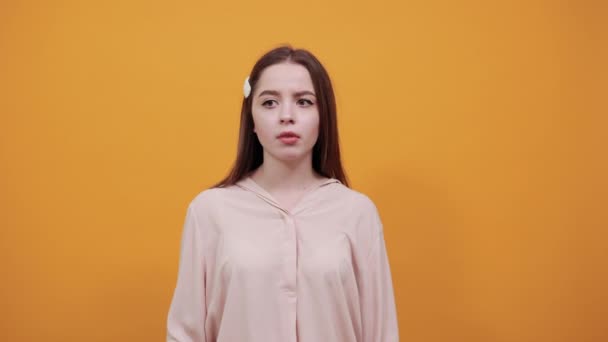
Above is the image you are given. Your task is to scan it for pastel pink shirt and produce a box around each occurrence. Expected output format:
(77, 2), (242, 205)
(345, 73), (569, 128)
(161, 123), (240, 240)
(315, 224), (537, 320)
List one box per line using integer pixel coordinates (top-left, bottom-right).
(167, 176), (399, 341)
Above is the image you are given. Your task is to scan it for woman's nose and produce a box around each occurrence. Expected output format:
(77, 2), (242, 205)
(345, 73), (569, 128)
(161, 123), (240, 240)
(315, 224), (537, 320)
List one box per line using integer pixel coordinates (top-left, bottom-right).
(279, 103), (295, 123)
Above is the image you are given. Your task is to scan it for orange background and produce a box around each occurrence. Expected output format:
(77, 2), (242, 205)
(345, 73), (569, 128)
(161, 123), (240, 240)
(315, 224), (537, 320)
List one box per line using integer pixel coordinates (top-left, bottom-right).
(1, 0), (606, 341)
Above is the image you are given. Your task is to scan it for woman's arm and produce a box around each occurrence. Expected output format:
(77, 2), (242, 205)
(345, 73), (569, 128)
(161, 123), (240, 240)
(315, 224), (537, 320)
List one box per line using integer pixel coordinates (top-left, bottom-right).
(167, 204), (207, 342)
(357, 201), (399, 342)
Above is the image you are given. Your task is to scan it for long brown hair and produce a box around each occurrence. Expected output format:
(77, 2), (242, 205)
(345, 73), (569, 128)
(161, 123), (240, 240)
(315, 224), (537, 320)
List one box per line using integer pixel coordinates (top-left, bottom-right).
(211, 45), (349, 188)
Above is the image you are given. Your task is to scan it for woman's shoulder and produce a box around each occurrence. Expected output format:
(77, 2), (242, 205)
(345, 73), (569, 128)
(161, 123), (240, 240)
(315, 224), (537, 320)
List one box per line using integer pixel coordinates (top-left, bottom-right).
(327, 182), (381, 216)
(331, 184), (384, 239)
(186, 184), (237, 212)
(325, 179), (375, 203)
(352, 190), (381, 218)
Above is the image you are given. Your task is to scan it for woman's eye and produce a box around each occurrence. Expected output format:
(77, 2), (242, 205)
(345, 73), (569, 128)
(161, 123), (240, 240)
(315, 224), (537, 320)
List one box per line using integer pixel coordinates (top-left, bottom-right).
(297, 99), (314, 106)
(262, 100), (277, 107)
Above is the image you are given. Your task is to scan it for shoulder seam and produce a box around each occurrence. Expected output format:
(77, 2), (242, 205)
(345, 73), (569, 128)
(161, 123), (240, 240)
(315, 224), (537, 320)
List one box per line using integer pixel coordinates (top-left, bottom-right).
(364, 229), (385, 265)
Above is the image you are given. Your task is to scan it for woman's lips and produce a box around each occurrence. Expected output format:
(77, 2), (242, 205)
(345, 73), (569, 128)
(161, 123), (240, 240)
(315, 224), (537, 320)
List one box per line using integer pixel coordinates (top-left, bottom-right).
(279, 136), (299, 145)
(277, 131), (300, 145)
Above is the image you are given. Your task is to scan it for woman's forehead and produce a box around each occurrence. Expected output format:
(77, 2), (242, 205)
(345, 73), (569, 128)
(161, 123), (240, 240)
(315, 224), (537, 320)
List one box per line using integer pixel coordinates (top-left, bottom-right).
(257, 63), (314, 90)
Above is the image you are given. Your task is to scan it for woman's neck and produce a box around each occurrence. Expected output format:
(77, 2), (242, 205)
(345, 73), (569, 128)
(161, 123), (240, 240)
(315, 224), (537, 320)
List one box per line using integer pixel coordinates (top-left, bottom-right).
(249, 154), (325, 193)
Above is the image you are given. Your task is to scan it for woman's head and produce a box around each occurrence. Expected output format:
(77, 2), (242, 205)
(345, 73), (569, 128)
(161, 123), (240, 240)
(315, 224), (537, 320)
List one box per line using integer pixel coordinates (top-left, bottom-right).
(250, 62), (320, 166)
(213, 45), (349, 188)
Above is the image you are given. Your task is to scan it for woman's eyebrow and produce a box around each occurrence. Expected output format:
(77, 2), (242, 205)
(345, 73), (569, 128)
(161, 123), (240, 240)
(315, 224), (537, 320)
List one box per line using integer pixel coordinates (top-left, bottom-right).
(293, 90), (316, 97)
(257, 90), (316, 97)
(258, 90), (280, 97)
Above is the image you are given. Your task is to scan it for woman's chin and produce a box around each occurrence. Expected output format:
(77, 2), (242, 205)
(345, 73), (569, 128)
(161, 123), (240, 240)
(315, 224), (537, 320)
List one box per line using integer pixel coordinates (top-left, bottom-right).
(269, 150), (312, 163)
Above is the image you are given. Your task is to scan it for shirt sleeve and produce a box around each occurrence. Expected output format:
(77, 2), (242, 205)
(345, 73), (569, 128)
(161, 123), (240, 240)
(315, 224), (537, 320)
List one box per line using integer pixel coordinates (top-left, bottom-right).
(358, 219), (399, 341)
(167, 203), (207, 342)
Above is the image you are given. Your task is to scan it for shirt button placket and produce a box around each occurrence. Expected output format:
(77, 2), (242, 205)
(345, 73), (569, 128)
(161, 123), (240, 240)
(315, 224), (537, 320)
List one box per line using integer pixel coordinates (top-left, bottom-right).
(281, 212), (298, 342)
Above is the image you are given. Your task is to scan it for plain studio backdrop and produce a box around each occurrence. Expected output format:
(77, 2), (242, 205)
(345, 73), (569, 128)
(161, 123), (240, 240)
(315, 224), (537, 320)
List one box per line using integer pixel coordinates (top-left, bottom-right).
(0, 0), (606, 341)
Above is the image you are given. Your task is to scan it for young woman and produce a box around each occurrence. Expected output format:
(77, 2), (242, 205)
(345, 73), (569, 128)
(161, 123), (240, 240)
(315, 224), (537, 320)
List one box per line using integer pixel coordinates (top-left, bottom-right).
(167, 45), (399, 342)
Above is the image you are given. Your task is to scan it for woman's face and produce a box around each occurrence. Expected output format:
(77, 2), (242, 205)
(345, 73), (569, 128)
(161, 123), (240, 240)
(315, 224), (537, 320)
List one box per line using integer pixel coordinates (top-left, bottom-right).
(251, 62), (319, 164)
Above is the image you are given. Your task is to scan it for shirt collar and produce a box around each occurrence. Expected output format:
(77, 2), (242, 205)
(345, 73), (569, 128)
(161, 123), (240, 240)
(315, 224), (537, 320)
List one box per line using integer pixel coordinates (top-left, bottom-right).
(235, 176), (341, 214)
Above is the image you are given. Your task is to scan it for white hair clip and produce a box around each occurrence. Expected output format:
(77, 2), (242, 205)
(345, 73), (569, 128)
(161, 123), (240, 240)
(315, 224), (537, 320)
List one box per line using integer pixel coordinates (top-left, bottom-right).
(243, 76), (251, 98)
